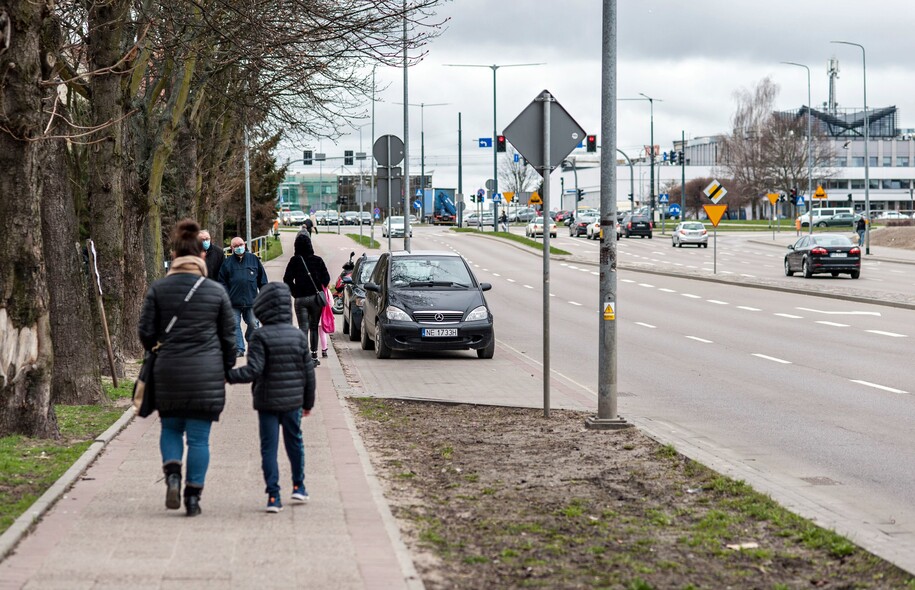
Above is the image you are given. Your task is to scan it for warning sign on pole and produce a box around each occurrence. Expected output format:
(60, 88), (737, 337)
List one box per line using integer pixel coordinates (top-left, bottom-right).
(603, 302), (615, 321)
(703, 204), (728, 227)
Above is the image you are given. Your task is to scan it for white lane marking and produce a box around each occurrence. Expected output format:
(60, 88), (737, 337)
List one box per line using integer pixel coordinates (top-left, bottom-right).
(795, 307), (881, 316)
(569, 301), (583, 306)
(681, 293), (702, 299)
(737, 306), (761, 311)
(482, 268), (488, 271)
(774, 313), (803, 319)
(685, 336), (713, 343)
(568, 265), (580, 270)
(752, 353), (792, 364)
(866, 330), (908, 338)
(707, 300), (729, 305)
(549, 293), (556, 297)
(591, 271), (599, 276)
(492, 273), (501, 277)
(507, 278), (516, 283)
(579, 268), (589, 272)
(815, 321), (850, 328)
(621, 279), (635, 283)
(741, 274), (757, 278)
(638, 283), (655, 288)
(635, 322), (656, 329)
(523, 284), (533, 289)
(851, 380), (908, 394)
(659, 288), (676, 293)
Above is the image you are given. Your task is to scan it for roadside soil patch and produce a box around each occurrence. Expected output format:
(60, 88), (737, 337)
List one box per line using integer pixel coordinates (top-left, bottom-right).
(351, 398), (914, 589)
(869, 226), (915, 250)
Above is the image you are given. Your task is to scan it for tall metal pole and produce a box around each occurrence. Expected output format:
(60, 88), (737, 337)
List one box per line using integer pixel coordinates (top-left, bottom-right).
(681, 130), (686, 219)
(782, 62), (813, 237)
(386, 135), (392, 253)
(458, 112), (463, 226)
(402, 1), (411, 252)
(244, 129), (252, 248)
(394, 102), (448, 222)
(371, 67), (376, 245)
(540, 91), (552, 419)
(639, 93), (656, 221)
(833, 41), (870, 254)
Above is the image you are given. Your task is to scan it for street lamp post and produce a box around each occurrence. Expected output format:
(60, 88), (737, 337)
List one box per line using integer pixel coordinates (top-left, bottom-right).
(781, 61), (813, 237)
(620, 95), (662, 220)
(444, 62), (544, 231)
(832, 40), (870, 254)
(394, 101), (448, 221)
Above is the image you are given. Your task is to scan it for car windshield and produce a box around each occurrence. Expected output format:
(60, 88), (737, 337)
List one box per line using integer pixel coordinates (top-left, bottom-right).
(388, 216), (404, 225)
(532, 217), (544, 224)
(290, 210), (305, 216)
(391, 256), (473, 288)
(812, 235), (853, 246)
(356, 260), (378, 283)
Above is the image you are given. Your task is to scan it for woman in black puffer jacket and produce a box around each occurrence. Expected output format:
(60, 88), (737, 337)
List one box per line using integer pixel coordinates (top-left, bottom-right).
(138, 219), (236, 517)
(283, 233), (330, 366)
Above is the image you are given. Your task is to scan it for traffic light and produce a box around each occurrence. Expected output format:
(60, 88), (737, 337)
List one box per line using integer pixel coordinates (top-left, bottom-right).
(303, 150), (313, 165)
(670, 151), (678, 165)
(496, 135), (507, 152)
(790, 187), (798, 204)
(586, 134), (597, 152)
(677, 151), (684, 164)
(576, 189), (584, 202)
(344, 150), (354, 165)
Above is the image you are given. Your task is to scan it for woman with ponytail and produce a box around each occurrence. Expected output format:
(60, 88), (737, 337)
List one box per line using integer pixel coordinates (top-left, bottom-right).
(138, 219), (237, 516)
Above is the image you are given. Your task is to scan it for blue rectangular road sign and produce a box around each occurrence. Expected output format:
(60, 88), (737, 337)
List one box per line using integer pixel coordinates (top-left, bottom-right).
(659, 193), (669, 204)
(478, 138), (492, 148)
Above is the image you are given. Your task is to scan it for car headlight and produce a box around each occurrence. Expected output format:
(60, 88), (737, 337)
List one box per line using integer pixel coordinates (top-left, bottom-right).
(465, 305), (489, 321)
(385, 306), (411, 321)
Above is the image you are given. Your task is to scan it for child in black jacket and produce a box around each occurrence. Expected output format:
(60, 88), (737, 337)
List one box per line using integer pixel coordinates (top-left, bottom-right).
(228, 282), (316, 513)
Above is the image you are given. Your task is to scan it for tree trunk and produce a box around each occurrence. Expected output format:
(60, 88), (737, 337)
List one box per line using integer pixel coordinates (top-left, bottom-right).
(41, 100), (105, 405)
(121, 143), (147, 360)
(87, 0), (130, 376)
(0, 0), (59, 438)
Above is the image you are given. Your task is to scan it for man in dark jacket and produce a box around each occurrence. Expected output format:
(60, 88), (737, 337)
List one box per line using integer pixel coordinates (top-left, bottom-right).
(219, 237), (268, 357)
(283, 233), (330, 365)
(199, 229), (224, 280)
(228, 282), (316, 513)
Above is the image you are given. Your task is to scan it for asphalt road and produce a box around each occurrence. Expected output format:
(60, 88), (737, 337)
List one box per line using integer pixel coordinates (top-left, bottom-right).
(326, 224), (915, 574)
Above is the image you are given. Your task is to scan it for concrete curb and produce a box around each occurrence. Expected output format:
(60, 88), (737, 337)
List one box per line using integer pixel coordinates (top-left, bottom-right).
(327, 337), (426, 590)
(0, 406), (135, 562)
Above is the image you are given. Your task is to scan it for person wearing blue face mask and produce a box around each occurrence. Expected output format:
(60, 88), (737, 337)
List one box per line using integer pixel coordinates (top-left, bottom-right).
(218, 236), (268, 357)
(199, 229), (224, 280)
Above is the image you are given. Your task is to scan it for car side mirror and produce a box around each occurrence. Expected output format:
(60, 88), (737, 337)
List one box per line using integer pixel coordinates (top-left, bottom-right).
(342, 276), (353, 284)
(787, 245), (795, 251)
(365, 282), (380, 293)
(480, 282), (492, 291)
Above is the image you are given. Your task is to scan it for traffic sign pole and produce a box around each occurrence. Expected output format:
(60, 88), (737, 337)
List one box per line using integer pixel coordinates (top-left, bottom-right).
(541, 91), (552, 419)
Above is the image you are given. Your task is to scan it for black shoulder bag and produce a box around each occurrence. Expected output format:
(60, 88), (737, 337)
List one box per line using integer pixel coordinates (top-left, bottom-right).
(133, 276), (207, 417)
(299, 256), (327, 308)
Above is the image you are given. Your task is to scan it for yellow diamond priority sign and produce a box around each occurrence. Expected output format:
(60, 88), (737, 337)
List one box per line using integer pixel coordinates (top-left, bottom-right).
(704, 180), (727, 204)
(813, 185), (827, 199)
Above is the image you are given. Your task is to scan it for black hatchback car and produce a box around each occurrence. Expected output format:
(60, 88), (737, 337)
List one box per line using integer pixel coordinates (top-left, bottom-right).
(784, 234), (861, 279)
(361, 251), (494, 359)
(621, 213), (653, 238)
(341, 254), (379, 341)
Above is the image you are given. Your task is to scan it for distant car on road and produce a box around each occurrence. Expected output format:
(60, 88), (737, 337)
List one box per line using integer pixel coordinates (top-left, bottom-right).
(569, 214), (599, 237)
(382, 216), (412, 238)
(360, 250), (495, 359)
(814, 212), (863, 228)
(586, 219), (602, 240)
(621, 213), (652, 239)
(465, 212), (494, 226)
(287, 210), (307, 226)
(341, 211), (360, 225)
(784, 234), (861, 279)
(508, 207), (537, 223)
(671, 221), (708, 247)
(525, 216), (557, 238)
(875, 210), (911, 220)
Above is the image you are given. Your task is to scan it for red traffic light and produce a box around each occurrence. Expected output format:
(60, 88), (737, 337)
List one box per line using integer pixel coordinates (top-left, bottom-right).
(586, 135), (597, 152)
(496, 135), (507, 152)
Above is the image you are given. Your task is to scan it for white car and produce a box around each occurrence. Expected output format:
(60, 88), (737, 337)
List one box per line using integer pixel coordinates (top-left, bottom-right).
(287, 210), (307, 226)
(586, 219), (602, 240)
(876, 210), (910, 220)
(671, 221), (709, 248)
(525, 216), (557, 238)
(381, 216), (412, 238)
(465, 212), (494, 226)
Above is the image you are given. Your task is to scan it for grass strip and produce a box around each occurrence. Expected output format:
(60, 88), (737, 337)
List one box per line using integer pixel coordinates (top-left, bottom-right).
(346, 233), (381, 249)
(262, 238), (284, 263)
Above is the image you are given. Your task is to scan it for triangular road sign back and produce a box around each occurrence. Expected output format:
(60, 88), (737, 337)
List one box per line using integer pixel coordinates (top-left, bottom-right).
(703, 204), (728, 227)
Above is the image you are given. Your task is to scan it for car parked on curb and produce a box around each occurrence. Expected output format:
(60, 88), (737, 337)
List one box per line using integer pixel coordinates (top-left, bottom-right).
(784, 234), (861, 279)
(360, 250), (495, 359)
(525, 216), (557, 238)
(671, 221), (708, 247)
(341, 254), (380, 342)
(569, 214), (599, 237)
(621, 213), (652, 238)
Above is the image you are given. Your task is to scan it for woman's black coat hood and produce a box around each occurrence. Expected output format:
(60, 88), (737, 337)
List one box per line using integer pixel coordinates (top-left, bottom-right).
(294, 233), (315, 257)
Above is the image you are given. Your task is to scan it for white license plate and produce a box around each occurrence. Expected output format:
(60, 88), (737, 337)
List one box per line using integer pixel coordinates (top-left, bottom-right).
(422, 328), (457, 337)
(831, 252), (848, 258)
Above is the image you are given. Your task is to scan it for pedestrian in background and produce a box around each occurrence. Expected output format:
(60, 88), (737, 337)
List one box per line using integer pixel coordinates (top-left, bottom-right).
(139, 219), (236, 517)
(227, 282), (316, 513)
(304, 216), (316, 236)
(199, 229), (224, 280)
(856, 215), (866, 247)
(218, 237), (268, 357)
(283, 233), (330, 366)
(499, 211), (508, 232)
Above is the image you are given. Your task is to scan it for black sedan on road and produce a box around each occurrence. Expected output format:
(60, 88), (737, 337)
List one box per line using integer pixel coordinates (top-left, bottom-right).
(784, 234), (861, 279)
(621, 213), (653, 238)
(342, 254), (379, 341)
(361, 251), (495, 359)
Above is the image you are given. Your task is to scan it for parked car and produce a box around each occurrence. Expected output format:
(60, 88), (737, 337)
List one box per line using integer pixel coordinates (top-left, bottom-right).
(465, 212), (494, 226)
(360, 250), (495, 359)
(341, 254), (380, 342)
(381, 216), (412, 238)
(876, 210), (911, 220)
(359, 211), (373, 225)
(525, 216), (557, 238)
(554, 210), (574, 225)
(784, 234), (861, 279)
(569, 214), (599, 237)
(814, 212), (862, 228)
(671, 221), (708, 247)
(286, 210), (307, 226)
(508, 207), (537, 223)
(342, 211), (360, 225)
(621, 213), (652, 238)
(797, 207), (854, 227)
(314, 210), (328, 225)
(324, 211), (340, 225)
(586, 219), (602, 240)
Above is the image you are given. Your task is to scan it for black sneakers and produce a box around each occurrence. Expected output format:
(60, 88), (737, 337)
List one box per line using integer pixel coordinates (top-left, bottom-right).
(165, 474), (181, 510)
(312, 352), (320, 367)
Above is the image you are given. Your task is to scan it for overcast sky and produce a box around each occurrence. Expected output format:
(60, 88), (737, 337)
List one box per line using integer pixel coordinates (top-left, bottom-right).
(280, 0), (915, 200)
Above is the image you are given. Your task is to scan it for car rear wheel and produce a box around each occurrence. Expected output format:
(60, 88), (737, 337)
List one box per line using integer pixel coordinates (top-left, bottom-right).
(816, 222), (827, 228)
(784, 258), (794, 276)
(802, 258), (813, 278)
(850, 269), (860, 279)
(360, 319), (374, 350)
(477, 332), (495, 359)
(647, 233), (653, 239)
(342, 313), (349, 335)
(375, 325), (391, 359)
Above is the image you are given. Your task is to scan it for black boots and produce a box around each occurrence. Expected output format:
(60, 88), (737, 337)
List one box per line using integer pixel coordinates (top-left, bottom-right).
(164, 463), (181, 510)
(312, 352), (320, 367)
(184, 485), (202, 517)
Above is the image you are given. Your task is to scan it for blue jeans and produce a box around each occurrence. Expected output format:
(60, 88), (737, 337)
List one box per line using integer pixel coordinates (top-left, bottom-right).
(857, 229), (865, 246)
(258, 409), (305, 496)
(233, 306), (258, 353)
(160, 417), (213, 488)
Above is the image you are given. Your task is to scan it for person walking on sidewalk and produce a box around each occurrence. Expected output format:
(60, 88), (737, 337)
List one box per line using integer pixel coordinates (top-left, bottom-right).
(199, 229), (224, 280)
(856, 215), (866, 247)
(139, 219), (237, 517)
(283, 233), (330, 366)
(219, 236), (268, 357)
(227, 282), (316, 513)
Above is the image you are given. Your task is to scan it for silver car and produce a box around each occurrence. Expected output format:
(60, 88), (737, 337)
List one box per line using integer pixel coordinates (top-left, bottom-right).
(671, 221), (708, 248)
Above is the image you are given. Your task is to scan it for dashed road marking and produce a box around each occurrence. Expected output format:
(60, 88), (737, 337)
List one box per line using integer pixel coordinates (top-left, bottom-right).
(635, 322), (656, 328)
(685, 336), (713, 343)
(815, 321), (850, 327)
(638, 283), (655, 288)
(492, 273), (501, 277)
(569, 301), (583, 306)
(774, 313), (803, 319)
(737, 306), (761, 311)
(866, 330), (907, 338)
(707, 300), (729, 305)
(507, 278), (516, 283)
(851, 380), (908, 394)
(682, 294), (702, 299)
(523, 284), (533, 289)
(659, 288), (676, 293)
(752, 353), (792, 364)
